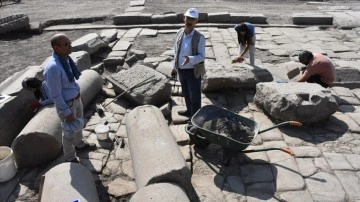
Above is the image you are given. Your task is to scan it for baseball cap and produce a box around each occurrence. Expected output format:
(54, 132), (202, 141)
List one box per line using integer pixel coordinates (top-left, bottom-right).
(184, 8), (199, 19)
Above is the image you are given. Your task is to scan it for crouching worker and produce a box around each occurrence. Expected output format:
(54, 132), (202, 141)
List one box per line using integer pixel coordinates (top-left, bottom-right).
(22, 77), (53, 112)
(298, 50), (335, 88)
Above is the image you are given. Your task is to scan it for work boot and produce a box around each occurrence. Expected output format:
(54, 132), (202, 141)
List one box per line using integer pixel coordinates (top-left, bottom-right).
(178, 110), (191, 117)
(65, 158), (80, 163)
(75, 142), (97, 152)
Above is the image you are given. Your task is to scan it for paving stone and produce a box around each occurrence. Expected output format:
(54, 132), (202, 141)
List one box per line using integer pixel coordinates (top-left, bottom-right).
(191, 175), (225, 202)
(169, 124), (191, 146)
(139, 28), (157, 36)
(330, 113), (360, 133)
(107, 178), (137, 197)
(130, 0), (145, 6)
(212, 42), (231, 66)
(343, 153), (360, 169)
(264, 141), (291, 163)
(280, 190), (313, 202)
(306, 172), (346, 202)
(180, 145), (191, 162)
(295, 158), (317, 177)
(223, 175), (245, 195)
(334, 170), (360, 201)
(240, 164), (274, 184)
(241, 145), (270, 164)
(122, 160), (135, 179)
(335, 51), (360, 60)
(123, 28), (142, 38)
(290, 146), (321, 157)
(81, 158), (104, 174)
(271, 158), (305, 192)
(112, 40), (131, 51)
(323, 152), (354, 170)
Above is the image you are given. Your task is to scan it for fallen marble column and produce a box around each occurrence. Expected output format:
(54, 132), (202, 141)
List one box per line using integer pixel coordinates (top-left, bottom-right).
(40, 163), (99, 202)
(130, 183), (190, 202)
(126, 105), (192, 196)
(0, 66), (42, 147)
(12, 70), (102, 168)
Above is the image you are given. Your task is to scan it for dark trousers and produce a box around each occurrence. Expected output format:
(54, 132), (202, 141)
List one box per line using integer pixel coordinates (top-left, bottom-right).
(178, 68), (201, 116)
(307, 74), (329, 88)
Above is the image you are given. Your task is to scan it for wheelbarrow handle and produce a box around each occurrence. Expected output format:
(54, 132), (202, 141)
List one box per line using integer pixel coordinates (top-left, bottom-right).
(242, 147), (295, 156)
(184, 125), (207, 140)
(258, 121), (302, 134)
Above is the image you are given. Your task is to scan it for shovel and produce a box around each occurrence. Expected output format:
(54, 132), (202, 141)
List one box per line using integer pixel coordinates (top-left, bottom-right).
(96, 75), (155, 117)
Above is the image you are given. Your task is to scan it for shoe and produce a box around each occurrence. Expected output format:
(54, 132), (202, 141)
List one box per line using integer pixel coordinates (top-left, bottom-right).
(178, 110), (191, 117)
(65, 158), (80, 163)
(75, 142), (97, 152)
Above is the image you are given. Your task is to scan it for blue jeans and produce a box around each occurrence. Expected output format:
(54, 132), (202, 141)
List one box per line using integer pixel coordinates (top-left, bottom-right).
(178, 68), (201, 116)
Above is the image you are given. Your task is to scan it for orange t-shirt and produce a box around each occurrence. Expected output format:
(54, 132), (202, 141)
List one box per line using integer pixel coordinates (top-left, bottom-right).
(303, 53), (335, 84)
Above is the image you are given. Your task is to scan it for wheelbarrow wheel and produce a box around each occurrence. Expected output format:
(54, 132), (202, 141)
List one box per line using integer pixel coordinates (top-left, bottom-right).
(185, 124), (211, 148)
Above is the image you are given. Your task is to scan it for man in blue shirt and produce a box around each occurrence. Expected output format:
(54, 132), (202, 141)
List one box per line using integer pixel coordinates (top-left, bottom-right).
(233, 22), (256, 65)
(171, 8), (206, 118)
(43, 33), (96, 163)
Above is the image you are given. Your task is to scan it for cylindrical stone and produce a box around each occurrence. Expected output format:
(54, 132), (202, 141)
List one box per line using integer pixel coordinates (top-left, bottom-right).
(40, 163), (99, 202)
(126, 105), (191, 194)
(130, 183), (190, 202)
(12, 70), (102, 168)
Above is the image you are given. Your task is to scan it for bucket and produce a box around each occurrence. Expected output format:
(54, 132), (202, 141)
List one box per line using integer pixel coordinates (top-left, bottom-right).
(95, 124), (110, 140)
(0, 146), (17, 182)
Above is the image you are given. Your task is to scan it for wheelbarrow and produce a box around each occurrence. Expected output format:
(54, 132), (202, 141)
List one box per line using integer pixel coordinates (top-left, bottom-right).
(185, 105), (302, 165)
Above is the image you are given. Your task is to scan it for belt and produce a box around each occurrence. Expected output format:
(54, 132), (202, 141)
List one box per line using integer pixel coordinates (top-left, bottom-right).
(178, 68), (193, 71)
(67, 94), (80, 102)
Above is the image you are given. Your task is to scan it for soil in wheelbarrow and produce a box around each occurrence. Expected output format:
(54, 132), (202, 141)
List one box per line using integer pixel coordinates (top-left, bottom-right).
(202, 118), (255, 143)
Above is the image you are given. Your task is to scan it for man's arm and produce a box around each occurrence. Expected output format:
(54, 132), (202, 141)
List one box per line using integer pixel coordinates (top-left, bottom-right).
(44, 65), (72, 118)
(298, 70), (310, 82)
(188, 35), (205, 65)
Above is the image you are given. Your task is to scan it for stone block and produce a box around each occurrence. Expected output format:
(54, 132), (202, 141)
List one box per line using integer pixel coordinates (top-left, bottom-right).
(107, 65), (171, 107)
(0, 14), (30, 34)
(230, 13), (267, 24)
(254, 82), (338, 124)
(164, 13), (178, 23)
(202, 64), (273, 92)
(208, 12), (231, 23)
(151, 14), (165, 24)
(72, 33), (109, 55)
(293, 13), (333, 25)
(70, 51), (91, 72)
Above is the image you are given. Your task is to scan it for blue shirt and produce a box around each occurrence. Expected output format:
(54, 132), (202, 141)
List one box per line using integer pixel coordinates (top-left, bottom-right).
(244, 22), (255, 37)
(43, 53), (80, 117)
(39, 81), (53, 106)
(176, 29), (205, 70)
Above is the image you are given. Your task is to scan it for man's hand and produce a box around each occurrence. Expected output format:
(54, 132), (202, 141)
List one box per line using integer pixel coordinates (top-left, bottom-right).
(232, 56), (244, 63)
(171, 69), (177, 78)
(181, 56), (190, 66)
(65, 113), (75, 122)
(31, 101), (41, 112)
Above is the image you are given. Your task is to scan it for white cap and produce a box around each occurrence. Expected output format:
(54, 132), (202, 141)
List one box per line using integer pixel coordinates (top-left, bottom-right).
(184, 8), (199, 19)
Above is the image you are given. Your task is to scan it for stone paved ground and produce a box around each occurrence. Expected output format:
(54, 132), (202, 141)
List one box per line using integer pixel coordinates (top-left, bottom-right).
(1, 0), (360, 202)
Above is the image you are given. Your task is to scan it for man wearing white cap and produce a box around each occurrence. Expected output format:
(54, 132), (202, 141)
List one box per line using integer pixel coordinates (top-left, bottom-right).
(171, 8), (206, 118)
